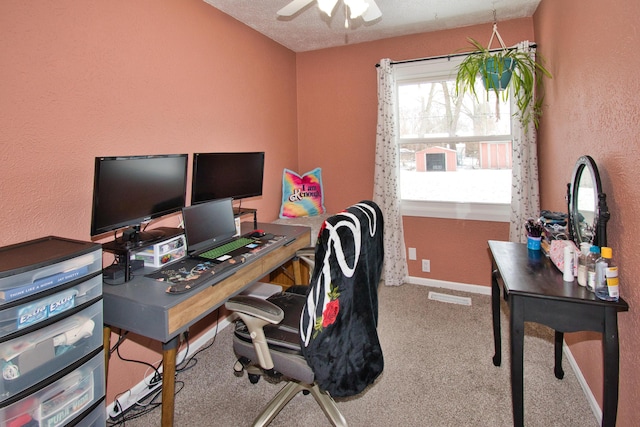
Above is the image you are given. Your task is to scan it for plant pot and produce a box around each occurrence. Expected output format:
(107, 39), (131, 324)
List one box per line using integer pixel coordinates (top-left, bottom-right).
(481, 57), (515, 91)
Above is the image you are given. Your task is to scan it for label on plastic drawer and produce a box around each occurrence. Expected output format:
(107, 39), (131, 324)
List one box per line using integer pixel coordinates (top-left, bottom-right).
(37, 371), (94, 427)
(17, 289), (78, 330)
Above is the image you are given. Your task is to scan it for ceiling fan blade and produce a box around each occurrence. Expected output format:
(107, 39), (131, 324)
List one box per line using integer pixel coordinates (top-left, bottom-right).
(277, 0), (316, 17)
(362, 0), (382, 21)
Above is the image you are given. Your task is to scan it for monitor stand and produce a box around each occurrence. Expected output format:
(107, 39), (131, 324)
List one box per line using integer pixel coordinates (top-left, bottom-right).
(101, 227), (184, 283)
(120, 225), (165, 249)
(233, 207), (258, 229)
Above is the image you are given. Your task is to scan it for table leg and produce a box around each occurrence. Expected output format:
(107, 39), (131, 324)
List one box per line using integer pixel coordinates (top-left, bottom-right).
(292, 257), (303, 285)
(510, 296), (525, 427)
(554, 331), (565, 379)
(602, 308), (620, 427)
(491, 270), (502, 367)
(161, 336), (180, 427)
(103, 326), (112, 385)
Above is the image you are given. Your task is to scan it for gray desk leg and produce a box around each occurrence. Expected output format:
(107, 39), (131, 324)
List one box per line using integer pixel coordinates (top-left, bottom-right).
(602, 308), (620, 427)
(161, 336), (180, 427)
(491, 269), (501, 366)
(510, 296), (525, 427)
(554, 331), (565, 379)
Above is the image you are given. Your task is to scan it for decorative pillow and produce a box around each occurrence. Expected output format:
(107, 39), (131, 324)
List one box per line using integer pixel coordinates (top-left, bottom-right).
(279, 168), (326, 218)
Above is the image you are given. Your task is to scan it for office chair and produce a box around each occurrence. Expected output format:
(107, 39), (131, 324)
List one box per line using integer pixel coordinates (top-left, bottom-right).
(225, 201), (384, 426)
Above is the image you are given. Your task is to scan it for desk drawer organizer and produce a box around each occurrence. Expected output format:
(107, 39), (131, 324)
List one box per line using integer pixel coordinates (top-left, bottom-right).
(0, 236), (104, 426)
(130, 234), (186, 268)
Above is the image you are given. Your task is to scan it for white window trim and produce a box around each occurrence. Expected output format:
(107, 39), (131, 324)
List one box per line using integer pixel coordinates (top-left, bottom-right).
(395, 56), (511, 223)
(401, 200), (509, 222)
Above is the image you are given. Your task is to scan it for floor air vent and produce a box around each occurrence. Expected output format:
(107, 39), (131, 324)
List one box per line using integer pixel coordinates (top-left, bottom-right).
(428, 291), (472, 306)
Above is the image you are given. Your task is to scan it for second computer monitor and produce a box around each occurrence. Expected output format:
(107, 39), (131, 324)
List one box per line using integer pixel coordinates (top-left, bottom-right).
(191, 152), (264, 205)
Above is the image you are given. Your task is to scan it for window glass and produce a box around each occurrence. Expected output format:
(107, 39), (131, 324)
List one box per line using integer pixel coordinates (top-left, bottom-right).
(396, 57), (513, 205)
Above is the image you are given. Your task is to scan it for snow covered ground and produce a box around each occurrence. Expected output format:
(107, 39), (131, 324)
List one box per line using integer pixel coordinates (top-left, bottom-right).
(400, 168), (511, 204)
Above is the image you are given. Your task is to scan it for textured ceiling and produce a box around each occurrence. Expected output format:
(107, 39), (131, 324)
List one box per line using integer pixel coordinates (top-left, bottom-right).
(203, 0), (541, 52)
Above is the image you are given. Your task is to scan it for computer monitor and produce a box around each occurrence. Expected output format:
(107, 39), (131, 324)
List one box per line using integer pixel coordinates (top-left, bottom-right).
(191, 152), (265, 205)
(90, 154), (188, 246)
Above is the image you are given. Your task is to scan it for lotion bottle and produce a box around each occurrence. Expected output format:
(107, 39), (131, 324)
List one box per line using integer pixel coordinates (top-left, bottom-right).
(577, 242), (590, 287)
(563, 245), (575, 282)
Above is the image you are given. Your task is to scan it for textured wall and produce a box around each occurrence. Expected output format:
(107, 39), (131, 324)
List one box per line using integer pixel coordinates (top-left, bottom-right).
(535, 0), (640, 423)
(296, 19), (534, 286)
(0, 0), (298, 403)
(0, 0), (298, 247)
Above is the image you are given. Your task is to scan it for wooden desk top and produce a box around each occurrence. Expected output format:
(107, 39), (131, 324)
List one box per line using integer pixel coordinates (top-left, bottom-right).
(103, 222), (311, 342)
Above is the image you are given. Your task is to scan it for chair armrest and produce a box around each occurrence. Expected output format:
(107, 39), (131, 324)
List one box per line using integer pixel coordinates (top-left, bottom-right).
(225, 295), (284, 324)
(296, 248), (316, 270)
(225, 295), (284, 370)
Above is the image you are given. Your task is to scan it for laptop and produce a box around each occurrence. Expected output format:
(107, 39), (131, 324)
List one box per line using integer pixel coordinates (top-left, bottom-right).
(182, 198), (258, 262)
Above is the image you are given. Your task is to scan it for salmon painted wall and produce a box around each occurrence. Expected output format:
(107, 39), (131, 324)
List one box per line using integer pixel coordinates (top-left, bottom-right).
(535, 0), (639, 423)
(296, 19), (534, 285)
(0, 0), (298, 404)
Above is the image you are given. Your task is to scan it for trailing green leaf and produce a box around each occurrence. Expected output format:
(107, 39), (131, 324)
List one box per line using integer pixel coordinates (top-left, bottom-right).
(455, 37), (552, 130)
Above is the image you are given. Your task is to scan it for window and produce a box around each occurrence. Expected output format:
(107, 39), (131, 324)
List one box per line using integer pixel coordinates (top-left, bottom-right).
(395, 56), (512, 221)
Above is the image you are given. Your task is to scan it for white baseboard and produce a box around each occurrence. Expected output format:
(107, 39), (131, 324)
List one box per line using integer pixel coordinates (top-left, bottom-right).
(106, 317), (233, 420)
(406, 276), (491, 295)
(563, 342), (602, 424)
(405, 276), (600, 425)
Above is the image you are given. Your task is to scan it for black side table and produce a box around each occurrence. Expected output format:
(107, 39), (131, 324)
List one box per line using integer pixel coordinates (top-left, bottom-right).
(488, 240), (629, 427)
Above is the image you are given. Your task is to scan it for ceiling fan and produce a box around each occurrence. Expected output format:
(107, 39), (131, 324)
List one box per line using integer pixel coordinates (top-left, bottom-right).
(277, 0), (382, 24)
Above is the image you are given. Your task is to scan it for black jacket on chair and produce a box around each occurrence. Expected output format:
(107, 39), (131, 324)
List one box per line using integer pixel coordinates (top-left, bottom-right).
(299, 200), (384, 397)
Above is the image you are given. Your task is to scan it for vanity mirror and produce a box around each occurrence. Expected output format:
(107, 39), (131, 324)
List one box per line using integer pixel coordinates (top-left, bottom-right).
(568, 155), (609, 247)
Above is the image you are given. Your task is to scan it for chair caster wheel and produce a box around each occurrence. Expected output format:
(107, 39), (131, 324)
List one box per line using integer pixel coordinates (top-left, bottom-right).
(233, 360), (245, 377)
(248, 373), (261, 384)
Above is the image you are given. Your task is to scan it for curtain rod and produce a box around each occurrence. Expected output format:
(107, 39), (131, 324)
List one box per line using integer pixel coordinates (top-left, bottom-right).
(375, 43), (537, 68)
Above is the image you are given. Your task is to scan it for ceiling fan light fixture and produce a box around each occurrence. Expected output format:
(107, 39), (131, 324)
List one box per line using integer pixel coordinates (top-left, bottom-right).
(317, 0), (339, 17)
(344, 0), (369, 19)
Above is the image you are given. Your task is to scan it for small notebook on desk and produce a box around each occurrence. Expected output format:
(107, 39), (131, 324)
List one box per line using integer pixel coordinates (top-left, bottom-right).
(182, 198), (260, 262)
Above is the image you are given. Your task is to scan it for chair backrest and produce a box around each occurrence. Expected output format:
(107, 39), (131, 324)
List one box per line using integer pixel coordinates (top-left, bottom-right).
(299, 200), (384, 397)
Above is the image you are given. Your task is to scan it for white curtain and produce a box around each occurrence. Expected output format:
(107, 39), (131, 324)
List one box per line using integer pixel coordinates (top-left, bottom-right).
(373, 59), (408, 287)
(509, 41), (541, 243)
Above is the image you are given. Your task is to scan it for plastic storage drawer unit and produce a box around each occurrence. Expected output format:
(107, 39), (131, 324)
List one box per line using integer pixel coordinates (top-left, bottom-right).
(0, 275), (102, 339)
(71, 397), (106, 427)
(0, 350), (105, 427)
(0, 300), (103, 403)
(0, 237), (101, 307)
(130, 234), (186, 268)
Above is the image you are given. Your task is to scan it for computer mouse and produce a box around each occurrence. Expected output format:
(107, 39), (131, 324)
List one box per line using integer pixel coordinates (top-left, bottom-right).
(250, 230), (266, 238)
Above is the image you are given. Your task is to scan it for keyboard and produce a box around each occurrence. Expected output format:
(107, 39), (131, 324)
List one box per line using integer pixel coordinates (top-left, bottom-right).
(200, 237), (254, 259)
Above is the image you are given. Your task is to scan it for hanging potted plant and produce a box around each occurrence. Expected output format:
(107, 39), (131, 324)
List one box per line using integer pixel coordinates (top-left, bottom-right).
(455, 23), (552, 130)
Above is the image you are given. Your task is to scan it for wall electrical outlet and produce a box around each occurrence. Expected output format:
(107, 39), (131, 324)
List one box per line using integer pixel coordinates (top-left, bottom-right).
(422, 259), (431, 272)
(408, 247), (417, 260)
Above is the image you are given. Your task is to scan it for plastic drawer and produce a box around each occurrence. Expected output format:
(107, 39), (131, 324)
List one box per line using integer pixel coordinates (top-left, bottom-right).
(0, 301), (103, 403)
(0, 350), (105, 427)
(0, 275), (102, 339)
(71, 397), (106, 427)
(0, 245), (101, 307)
(130, 234), (186, 268)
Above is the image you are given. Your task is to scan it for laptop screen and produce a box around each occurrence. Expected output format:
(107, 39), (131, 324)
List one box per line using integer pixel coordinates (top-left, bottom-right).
(182, 198), (237, 255)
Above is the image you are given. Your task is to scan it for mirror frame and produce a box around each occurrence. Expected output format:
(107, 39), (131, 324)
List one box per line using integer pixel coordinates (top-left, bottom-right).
(568, 155), (609, 247)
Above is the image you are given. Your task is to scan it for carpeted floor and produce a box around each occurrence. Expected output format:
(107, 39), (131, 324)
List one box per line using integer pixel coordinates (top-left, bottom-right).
(107, 284), (598, 426)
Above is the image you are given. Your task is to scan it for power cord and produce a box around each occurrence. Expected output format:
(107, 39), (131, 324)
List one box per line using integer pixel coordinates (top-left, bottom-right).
(107, 309), (222, 425)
